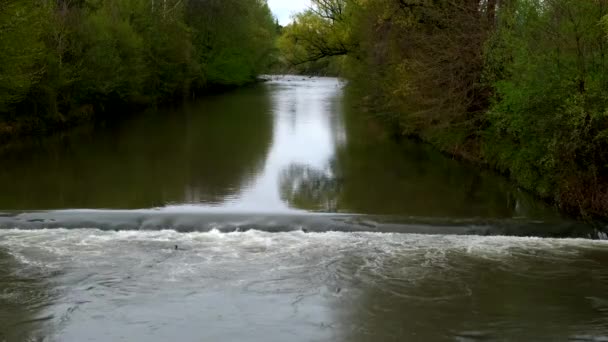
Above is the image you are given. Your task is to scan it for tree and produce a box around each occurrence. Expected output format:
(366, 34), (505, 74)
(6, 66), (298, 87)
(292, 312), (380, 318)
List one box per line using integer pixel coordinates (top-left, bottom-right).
(0, 1), (49, 114)
(278, 0), (354, 66)
(187, 0), (277, 86)
(0, 0), (279, 138)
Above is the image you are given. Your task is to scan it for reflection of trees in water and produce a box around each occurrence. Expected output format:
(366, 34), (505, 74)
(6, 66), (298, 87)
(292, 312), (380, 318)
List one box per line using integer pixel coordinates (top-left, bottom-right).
(0, 86), (274, 209)
(325, 89), (558, 218)
(275, 87), (554, 218)
(0, 250), (49, 341)
(279, 163), (342, 212)
(278, 98), (547, 217)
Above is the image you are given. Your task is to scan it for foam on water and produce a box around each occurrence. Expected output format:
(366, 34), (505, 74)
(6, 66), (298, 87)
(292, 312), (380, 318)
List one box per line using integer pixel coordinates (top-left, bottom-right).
(1, 228), (606, 269)
(1, 228), (608, 341)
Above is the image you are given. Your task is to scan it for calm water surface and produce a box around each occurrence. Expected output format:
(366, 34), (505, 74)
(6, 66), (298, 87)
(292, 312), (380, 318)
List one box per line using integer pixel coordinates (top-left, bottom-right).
(0, 76), (607, 341)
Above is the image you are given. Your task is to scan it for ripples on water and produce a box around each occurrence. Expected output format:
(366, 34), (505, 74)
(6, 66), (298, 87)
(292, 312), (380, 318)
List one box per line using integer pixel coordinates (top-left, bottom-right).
(1, 228), (607, 341)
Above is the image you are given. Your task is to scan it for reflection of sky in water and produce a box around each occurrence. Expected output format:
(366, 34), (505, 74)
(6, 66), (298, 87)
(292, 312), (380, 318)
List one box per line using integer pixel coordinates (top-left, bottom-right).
(174, 77), (344, 213)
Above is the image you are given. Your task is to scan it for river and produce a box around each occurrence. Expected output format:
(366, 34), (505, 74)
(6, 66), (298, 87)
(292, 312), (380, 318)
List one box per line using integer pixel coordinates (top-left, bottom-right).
(0, 76), (607, 341)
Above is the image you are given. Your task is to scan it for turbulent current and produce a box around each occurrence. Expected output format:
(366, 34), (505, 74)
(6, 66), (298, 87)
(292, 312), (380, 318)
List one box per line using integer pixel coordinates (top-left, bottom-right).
(1, 228), (608, 341)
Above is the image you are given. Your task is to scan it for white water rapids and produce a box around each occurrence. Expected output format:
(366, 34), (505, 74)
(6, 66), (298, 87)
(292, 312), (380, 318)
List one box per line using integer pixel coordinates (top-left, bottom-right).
(1, 229), (607, 341)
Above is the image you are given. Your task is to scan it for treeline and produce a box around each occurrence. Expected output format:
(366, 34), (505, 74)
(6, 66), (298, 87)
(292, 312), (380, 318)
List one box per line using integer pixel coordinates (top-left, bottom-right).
(280, 0), (608, 218)
(0, 0), (278, 138)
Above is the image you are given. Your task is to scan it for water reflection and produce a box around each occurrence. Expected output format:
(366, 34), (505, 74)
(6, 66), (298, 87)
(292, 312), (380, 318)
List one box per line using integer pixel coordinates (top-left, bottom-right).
(0, 86), (274, 209)
(0, 76), (562, 220)
(331, 131), (532, 217)
(195, 77), (344, 212)
(279, 163), (341, 212)
(276, 81), (559, 218)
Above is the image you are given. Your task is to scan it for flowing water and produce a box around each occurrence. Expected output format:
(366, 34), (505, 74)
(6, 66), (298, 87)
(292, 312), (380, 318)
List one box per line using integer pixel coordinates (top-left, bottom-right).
(0, 76), (607, 341)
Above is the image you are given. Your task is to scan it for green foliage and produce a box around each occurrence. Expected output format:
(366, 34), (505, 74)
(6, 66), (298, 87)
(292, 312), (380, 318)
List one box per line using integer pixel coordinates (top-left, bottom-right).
(275, 0), (354, 75)
(484, 0), (608, 216)
(187, 0), (277, 86)
(76, 0), (145, 103)
(0, 1), (49, 114)
(0, 0), (277, 134)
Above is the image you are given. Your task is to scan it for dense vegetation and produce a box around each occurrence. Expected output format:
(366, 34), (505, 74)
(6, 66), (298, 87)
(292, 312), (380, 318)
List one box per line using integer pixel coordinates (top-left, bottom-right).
(280, 0), (608, 218)
(0, 0), (278, 139)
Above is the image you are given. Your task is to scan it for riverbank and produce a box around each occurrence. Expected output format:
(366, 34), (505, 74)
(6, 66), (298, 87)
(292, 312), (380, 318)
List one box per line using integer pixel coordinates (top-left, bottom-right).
(0, 80), (266, 145)
(0, 0), (278, 145)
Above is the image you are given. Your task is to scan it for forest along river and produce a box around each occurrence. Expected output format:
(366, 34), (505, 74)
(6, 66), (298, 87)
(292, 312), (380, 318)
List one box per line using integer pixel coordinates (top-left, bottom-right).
(0, 76), (607, 341)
